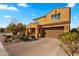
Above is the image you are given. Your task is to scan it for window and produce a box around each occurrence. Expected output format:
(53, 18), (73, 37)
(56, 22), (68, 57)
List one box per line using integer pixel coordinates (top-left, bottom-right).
(58, 13), (60, 19)
(55, 14), (57, 19)
(51, 13), (61, 20)
(51, 15), (54, 18)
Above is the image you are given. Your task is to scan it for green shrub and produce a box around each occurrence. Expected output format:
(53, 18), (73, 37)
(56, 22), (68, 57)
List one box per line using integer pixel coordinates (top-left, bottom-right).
(58, 32), (79, 56)
(17, 33), (36, 41)
(28, 35), (36, 41)
(17, 33), (29, 41)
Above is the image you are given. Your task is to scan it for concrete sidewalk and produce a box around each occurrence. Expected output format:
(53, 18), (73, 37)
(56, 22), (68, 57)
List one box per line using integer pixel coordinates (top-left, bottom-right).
(0, 41), (8, 56)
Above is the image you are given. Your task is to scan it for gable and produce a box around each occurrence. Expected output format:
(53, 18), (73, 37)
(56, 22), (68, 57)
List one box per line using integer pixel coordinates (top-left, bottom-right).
(46, 7), (71, 23)
(33, 7), (71, 25)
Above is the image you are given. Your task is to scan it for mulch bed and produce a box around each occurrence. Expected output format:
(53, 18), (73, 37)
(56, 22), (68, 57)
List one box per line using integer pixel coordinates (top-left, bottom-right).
(0, 33), (36, 46)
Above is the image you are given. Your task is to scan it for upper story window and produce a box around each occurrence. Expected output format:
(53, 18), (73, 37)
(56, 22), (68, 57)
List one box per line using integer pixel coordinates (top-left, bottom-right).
(58, 13), (60, 19)
(51, 13), (61, 20)
(55, 14), (57, 19)
(51, 15), (54, 19)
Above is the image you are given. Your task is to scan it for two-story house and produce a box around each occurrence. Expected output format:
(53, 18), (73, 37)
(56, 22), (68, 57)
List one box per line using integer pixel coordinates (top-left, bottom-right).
(26, 7), (71, 39)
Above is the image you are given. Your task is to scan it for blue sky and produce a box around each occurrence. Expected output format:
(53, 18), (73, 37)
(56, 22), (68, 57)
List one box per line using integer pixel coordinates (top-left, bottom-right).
(0, 3), (79, 28)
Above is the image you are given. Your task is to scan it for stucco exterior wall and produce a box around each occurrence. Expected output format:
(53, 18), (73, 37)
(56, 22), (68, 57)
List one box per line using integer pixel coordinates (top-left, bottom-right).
(35, 8), (70, 25)
(46, 8), (70, 23)
(26, 23), (37, 28)
(37, 16), (47, 24)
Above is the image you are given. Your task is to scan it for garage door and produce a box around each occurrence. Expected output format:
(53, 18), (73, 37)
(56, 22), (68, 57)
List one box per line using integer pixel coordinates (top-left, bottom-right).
(44, 26), (64, 38)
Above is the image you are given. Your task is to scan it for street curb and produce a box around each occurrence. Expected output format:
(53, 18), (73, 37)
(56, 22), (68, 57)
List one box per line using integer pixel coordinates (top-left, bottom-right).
(0, 41), (8, 56)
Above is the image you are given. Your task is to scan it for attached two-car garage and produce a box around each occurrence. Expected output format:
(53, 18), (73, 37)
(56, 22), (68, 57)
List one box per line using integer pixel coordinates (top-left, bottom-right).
(43, 26), (64, 38)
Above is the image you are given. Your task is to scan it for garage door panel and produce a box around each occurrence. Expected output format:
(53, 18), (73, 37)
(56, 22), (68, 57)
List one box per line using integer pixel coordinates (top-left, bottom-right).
(44, 27), (64, 38)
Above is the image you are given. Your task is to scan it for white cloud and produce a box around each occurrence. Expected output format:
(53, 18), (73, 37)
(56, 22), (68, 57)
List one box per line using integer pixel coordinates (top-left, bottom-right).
(32, 13), (36, 17)
(4, 15), (13, 22)
(72, 14), (79, 19)
(18, 3), (28, 7)
(66, 3), (76, 8)
(4, 15), (12, 18)
(73, 16), (78, 19)
(0, 4), (19, 11)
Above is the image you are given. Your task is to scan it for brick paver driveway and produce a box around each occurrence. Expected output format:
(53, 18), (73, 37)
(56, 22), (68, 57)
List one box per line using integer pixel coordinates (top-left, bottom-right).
(5, 38), (67, 56)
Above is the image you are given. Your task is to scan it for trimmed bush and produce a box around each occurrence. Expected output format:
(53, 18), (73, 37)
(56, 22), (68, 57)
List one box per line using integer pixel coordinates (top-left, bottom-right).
(58, 32), (79, 56)
(28, 35), (36, 41)
(17, 33), (29, 41)
(17, 33), (36, 41)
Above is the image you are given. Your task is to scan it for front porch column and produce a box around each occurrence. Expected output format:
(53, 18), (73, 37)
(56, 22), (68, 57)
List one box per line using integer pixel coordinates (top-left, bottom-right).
(35, 28), (39, 39)
(26, 29), (28, 35)
(64, 24), (70, 33)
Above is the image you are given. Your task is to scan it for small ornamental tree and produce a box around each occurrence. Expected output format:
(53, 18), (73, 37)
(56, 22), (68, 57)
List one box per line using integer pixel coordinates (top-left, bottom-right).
(0, 28), (5, 33)
(6, 23), (26, 40)
(71, 28), (78, 33)
(16, 23), (26, 35)
(6, 23), (16, 33)
(12, 27), (19, 39)
(71, 28), (79, 37)
(58, 32), (79, 56)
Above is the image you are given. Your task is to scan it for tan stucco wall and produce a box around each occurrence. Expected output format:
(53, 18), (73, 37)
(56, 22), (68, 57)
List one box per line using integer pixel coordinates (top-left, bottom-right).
(37, 16), (47, 24)
(47, 8), (70, 23)
(26, 23), (37, 28)
(36, 7), (70, 25)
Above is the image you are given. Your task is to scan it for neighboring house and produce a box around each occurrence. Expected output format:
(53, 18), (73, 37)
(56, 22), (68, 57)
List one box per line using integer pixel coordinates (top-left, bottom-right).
(26, 7), (71, 39)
